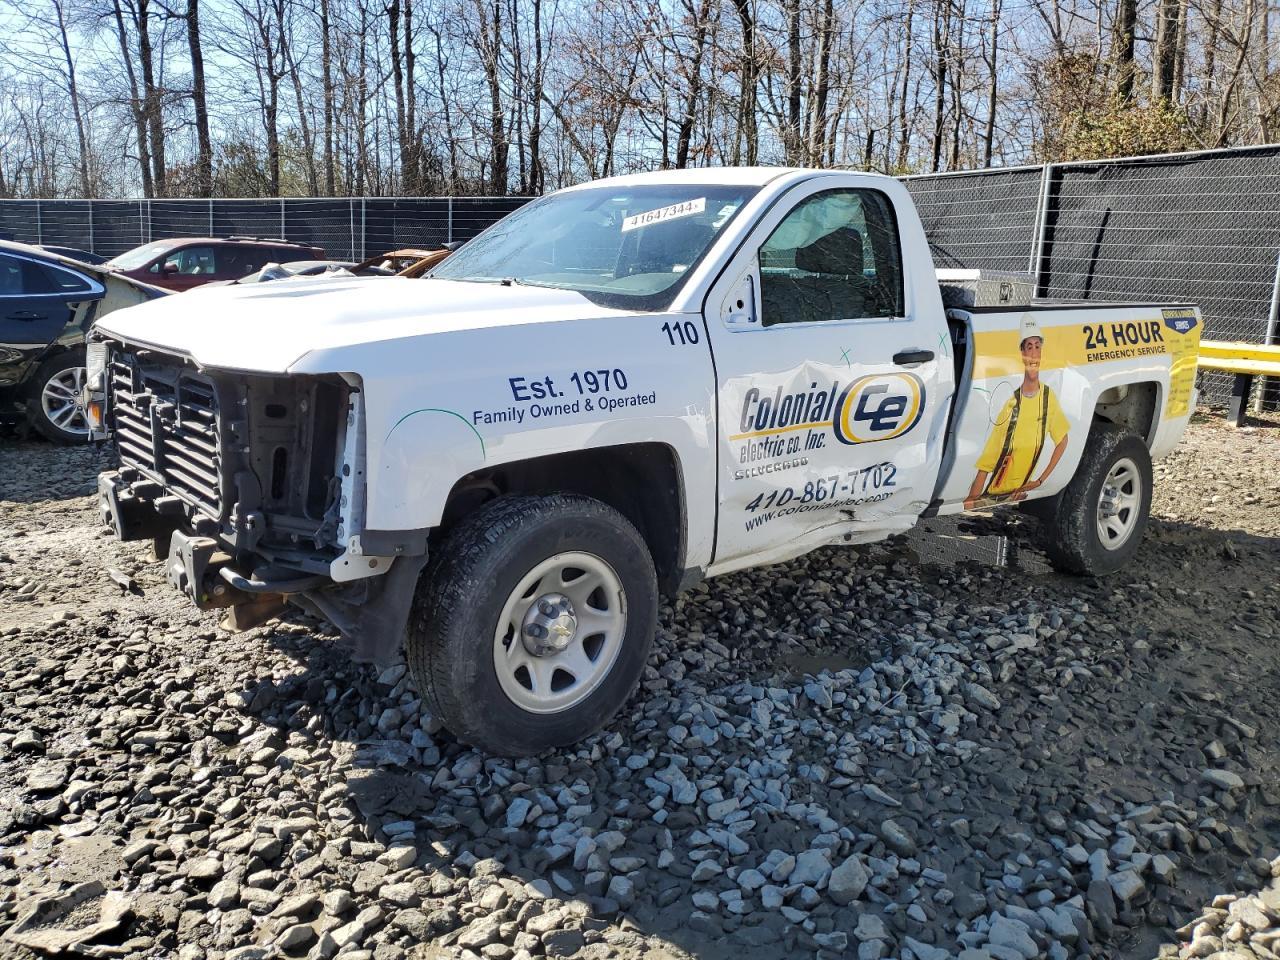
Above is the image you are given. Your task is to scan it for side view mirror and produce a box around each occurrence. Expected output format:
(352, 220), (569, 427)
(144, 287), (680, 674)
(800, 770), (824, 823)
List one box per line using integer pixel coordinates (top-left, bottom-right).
(723, 273), (759, 328)
(162, 262), (179, 274)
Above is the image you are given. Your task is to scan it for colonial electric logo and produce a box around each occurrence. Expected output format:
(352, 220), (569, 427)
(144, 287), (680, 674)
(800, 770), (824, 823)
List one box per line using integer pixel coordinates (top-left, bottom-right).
(834, 372), (925, 444)
(732, 372), (925, 466)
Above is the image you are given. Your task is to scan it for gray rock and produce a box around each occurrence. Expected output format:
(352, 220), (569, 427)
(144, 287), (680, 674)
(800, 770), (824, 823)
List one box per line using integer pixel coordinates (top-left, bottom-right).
(1202, 769), (1245, 791)
(789, 849), (832, 887)
(855, 913), (889, 942)
(737, 868), (767, 892)
(505, 796), (534, 828)
(987, 915), (1037, 959)
(966, 683), (1002, 710)
(904, 936), (951, 960)
(880, 819), (918, 857)
(322, 889), (352, 915)
(863, 784), (901, 807)
(814, 932), (849, 951)
(1107, 870), (1146, 906)
(608, 875), (635, 908)
(275, 924), (316, 950)
(457, 917), (502, 949)
(828, 854), (871, 905)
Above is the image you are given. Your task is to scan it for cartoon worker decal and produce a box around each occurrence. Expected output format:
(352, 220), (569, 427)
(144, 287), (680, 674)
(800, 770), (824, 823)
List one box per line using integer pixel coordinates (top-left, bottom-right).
(964, 314), (1070, 509)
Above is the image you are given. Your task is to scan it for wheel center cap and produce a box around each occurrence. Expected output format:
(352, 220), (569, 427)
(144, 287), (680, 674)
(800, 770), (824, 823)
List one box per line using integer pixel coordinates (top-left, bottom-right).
(1100, 485), (1119, 516)
(521, 593), (577, 657)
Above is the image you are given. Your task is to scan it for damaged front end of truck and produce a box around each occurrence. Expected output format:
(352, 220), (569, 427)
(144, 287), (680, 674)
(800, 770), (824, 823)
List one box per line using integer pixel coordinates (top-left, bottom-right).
(86, 335), (426, 662)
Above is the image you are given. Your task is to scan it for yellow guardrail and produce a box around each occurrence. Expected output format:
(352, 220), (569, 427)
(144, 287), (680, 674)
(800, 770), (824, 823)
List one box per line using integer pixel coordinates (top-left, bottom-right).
(1198, 340), (1280, 425)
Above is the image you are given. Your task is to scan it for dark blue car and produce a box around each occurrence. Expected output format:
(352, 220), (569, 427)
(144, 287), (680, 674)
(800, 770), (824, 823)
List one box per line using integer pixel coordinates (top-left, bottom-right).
(1, 240), (166, 442)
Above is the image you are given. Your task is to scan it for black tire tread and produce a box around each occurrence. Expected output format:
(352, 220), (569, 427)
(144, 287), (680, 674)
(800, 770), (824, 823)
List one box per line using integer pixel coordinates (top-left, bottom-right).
(1040, 421), (1151, 576)
(406, 493), (656, 755)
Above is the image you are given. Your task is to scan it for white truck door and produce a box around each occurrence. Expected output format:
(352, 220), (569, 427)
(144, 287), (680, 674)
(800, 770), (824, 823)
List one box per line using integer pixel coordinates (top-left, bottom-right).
(702, 175), (954, 573)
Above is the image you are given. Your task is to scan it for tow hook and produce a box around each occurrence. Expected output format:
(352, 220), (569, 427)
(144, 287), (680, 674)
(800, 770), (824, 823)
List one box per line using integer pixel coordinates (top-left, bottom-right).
(166, 531), (237, 609)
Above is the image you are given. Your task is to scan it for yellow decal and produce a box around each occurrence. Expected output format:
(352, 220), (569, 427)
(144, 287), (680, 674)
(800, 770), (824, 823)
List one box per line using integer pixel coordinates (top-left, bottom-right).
(972, 318), (1172, 380)
(1161, 308), (1201, 419)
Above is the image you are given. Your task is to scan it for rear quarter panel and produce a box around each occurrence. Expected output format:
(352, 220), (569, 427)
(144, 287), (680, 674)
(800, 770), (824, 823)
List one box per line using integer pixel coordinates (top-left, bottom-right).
(934, 304), (1201, 512)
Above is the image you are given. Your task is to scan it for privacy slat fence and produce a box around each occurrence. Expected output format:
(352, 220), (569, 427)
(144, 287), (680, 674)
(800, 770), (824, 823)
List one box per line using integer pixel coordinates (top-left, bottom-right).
(904, 144), (1280, 412)
(0, 196), (531, 261)
(2, 145), (1278, 410)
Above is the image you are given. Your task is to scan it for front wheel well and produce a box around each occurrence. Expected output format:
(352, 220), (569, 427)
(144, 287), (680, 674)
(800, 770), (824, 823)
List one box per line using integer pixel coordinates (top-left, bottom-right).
(434, 443), (687, 596)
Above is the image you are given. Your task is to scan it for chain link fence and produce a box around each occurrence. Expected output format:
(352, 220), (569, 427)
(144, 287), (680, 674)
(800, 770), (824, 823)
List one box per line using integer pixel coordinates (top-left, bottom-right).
(0, 196), (532, 262)
(905, 144), (1280, 412)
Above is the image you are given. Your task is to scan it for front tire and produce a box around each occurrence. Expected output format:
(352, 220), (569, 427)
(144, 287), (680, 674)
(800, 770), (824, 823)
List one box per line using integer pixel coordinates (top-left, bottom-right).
(26, 349), (89, 443)
(1040, 422), (1152, 576)
(407, 494), (658, 756)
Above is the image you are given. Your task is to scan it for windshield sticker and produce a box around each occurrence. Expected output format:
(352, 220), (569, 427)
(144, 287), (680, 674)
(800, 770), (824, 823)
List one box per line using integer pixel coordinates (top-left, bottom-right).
(621, 197), (706, 233)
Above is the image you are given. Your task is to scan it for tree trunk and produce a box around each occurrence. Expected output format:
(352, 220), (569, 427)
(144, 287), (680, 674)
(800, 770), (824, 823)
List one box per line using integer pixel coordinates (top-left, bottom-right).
(1112, 0), (1138, 101)
(675, 0), (711, 168)
(403, 0), (419, 192)
(387, 0), (408, 192)
(1151, 0), (1180, 101)
(896, 0), (915, 170)
(529, 0), (543, 193)
(784, 0), (802, 162)
(287, 50), (319, 195)
(475, 0), (507, 193)
(732, 0), (758, 165)
(930, 0), (950, 172)
(429, 23), (459, 191)
(983, 0), (1000, 165)
(53, 0), (91, 196)
(808, 0), (835, 166)
(320, 0), (335, 193)
(185, 0), (213, 195)
(111, 0), (154, 197)
(136, 0), (166, 196)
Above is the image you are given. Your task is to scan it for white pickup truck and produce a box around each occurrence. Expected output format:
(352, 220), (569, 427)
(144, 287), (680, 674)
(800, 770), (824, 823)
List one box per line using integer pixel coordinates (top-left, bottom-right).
(87, 168), (1202, 755)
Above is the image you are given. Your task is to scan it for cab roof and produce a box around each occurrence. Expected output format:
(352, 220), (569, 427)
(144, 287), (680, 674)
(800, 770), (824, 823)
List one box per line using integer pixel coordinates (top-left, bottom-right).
(557, 166), (893, 192)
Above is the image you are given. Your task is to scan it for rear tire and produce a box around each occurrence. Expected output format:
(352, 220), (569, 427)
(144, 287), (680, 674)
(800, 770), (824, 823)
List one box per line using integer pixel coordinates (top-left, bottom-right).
(26, 349), (89, 444)
(1040, 422), (1152, 576)
(406, 494), (658, 756)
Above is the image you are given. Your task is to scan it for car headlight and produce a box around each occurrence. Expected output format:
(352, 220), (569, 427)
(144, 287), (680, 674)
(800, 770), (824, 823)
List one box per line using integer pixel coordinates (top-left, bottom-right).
(85, 341), (108, 391)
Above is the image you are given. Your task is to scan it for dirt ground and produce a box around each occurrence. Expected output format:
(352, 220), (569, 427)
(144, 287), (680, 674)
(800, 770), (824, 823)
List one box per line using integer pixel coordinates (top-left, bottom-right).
(0, 410), (1277, 960)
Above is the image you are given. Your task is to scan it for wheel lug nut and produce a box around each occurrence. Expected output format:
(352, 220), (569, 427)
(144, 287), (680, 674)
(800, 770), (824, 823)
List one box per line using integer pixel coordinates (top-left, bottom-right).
(539, 600), (555, 616)
(526, 624), (545, 638)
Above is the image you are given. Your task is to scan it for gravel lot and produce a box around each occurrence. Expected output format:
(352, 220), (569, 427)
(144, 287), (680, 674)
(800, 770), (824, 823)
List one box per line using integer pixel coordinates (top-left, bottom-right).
(0, 413), (1277, 960)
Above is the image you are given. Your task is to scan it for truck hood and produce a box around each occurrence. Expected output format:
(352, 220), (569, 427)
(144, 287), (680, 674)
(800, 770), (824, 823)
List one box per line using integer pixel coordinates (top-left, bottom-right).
(93, 276), (627, 372)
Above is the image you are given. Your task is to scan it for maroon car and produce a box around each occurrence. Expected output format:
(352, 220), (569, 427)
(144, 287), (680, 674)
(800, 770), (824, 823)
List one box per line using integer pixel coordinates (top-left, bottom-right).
(105, 237), (326, 292)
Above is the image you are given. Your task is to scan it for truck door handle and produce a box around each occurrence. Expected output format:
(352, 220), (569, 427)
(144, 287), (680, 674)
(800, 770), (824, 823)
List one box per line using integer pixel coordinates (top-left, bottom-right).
(893, 349), (934, 365)
(6, 311), (48, 321)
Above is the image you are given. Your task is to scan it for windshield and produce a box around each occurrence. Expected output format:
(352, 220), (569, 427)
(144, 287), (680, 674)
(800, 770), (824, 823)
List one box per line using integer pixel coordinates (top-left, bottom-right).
(431, 184), (759, 310)
(107, 241), (177, 271)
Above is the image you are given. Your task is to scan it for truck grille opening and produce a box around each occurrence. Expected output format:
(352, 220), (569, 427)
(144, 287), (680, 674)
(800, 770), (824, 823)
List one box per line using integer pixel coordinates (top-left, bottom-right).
(110, 356), (224, 520)
(105, 343), (350, 556)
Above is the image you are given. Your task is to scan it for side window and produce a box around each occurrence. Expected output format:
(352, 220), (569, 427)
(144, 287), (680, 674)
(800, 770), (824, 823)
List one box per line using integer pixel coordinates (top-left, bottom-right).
(758, 188), (904, 327)
(155, 246), (218, 275)
(0, 254), (26, 296)
(219, 249), (253, 276)
(47, 264), (93, 294)
(0, 254), (85, 295)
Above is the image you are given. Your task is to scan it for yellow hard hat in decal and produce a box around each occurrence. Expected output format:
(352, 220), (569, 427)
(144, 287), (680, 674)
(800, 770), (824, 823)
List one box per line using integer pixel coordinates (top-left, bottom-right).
(1019, 313), (1043, 346)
